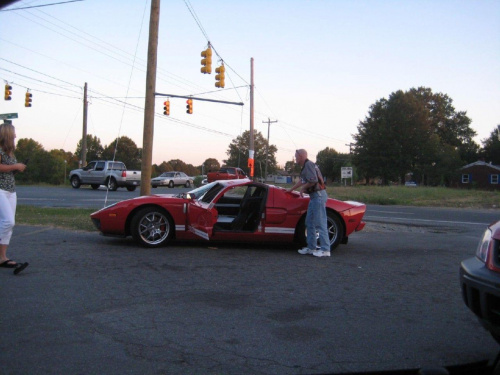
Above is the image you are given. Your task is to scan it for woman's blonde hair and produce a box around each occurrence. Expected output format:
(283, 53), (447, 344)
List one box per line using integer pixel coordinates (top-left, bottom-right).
(0, 123), (16, 156)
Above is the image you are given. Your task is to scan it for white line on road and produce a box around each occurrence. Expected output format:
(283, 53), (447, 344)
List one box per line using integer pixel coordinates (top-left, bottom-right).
(368, 210), (414, 215)
(364, 215), (488, 226)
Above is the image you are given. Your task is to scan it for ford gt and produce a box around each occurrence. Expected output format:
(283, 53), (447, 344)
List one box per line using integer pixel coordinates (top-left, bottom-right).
(90, 179), (366, 249)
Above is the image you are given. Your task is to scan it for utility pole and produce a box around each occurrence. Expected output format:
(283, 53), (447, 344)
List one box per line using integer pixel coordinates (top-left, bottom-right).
(262, 117), (277, 180)
(140, 0), (160, 196)
(248, 58), (255, 179)
(80, 82), (88, 167)
(345, 143), (353, 154)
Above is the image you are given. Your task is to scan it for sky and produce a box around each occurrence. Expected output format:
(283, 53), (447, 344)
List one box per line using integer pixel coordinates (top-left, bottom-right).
(1, 0), (499, 169)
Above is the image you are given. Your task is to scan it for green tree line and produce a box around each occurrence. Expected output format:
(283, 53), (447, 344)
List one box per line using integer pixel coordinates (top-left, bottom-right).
(11, 86), (500, 186)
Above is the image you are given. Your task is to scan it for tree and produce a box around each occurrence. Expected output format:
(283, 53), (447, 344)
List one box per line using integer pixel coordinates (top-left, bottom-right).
(202, 158), (220, 173)
(315, 147), (347, 182)
(353, 87), (478, 185)
(224, 130), (278, 178)
(74, 134), (104, 163)
(409, 87), (479, 164)
(481, 125), (500, 165)
(184, 164), (200, 177)
(285, 160), (300, 174)
(102, 136), (142, 170)
(14, 138), (48, 184)
(317, 149), (352, 183)
(166, 159), (186, 172)
(152, 161), (173, 177)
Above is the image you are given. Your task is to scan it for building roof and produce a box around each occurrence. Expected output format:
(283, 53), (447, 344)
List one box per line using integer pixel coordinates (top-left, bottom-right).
(460, 160), (500, 172)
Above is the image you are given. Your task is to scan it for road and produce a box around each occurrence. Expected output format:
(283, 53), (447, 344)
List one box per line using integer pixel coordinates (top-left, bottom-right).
(16, 185), (500, 227)
(1, 185), (498, 374)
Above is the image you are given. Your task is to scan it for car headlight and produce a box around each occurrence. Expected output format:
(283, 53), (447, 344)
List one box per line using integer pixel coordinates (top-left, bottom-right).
(476, 228), (492, 263)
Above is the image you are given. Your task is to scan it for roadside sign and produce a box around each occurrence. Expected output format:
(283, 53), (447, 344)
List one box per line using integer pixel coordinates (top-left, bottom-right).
(0, 113), (18, 120)
(341, 167), (353, 186)
(341, 167), (353, 179)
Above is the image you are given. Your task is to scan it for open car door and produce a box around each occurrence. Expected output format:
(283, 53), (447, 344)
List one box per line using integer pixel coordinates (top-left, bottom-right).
(186, 183), (225, 240)
(186, 200), (217, 240)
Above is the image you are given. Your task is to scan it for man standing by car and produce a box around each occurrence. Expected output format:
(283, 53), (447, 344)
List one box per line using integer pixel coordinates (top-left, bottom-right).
(287, 149), (330, 257)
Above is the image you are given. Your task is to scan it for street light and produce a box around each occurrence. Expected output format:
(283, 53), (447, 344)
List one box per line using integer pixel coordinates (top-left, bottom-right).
(64, 160), (67, 184)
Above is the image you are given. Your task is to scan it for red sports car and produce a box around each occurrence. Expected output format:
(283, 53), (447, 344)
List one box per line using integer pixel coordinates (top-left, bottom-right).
(90, 179), (366, 249)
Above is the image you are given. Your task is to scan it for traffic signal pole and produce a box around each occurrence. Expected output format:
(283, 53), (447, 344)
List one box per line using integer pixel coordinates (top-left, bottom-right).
(80, 82), (88, 167)
(249, 58), (255, 178)
(140, 0), (160, 196)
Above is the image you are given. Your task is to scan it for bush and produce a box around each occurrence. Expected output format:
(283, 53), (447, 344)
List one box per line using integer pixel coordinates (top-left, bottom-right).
(194, 176), (204, 187)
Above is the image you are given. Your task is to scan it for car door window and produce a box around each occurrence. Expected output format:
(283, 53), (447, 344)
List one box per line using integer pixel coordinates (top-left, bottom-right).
(83, 161), (96, 171)
(200, 183), (225, 204)
(95, 161), (105, 171)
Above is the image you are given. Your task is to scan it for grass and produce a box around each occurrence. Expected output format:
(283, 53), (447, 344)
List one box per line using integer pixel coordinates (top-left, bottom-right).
(15, 185), (499, 232)
(16, 206), (96, 231)
(326, 185), (500, 209)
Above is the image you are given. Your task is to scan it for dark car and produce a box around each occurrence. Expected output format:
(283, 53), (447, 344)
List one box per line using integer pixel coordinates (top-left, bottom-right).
(460, 220), (500, 345)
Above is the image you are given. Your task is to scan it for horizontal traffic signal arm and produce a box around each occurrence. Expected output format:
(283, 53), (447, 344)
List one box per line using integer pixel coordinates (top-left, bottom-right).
(155, 93), (243, 106)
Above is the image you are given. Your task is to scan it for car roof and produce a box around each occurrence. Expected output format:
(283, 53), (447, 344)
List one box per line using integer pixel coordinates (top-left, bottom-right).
(218, 178), (267, 188)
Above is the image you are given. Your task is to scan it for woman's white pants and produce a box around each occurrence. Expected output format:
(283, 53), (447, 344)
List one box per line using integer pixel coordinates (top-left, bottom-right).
(0, 190), (16, 245)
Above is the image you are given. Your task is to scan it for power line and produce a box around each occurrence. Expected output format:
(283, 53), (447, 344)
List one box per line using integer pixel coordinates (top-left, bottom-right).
(183, 0), (210, 42)
(1, 57), (81, 88)
(0, 0), (83, 12)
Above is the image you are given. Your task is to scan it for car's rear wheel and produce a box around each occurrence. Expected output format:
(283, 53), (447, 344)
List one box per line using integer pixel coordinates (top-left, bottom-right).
(168, 181), (174, 188)
(130, 207), (173, 247)
(297, 210), (343, 251)
(185, 181), (191, 188)
(126, 186), (137, 192)
(71, 176), (81, 189)
(107, 178), (118, 191)
(91, 184), (100, 190)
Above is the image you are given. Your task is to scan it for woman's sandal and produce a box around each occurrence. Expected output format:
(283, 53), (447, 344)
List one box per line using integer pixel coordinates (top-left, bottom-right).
(0, 259), (18, 268)
(14, 262), (29, 275)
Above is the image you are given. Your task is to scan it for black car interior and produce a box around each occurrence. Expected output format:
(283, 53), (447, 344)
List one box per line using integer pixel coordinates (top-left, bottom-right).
(213, 185), (267, 232)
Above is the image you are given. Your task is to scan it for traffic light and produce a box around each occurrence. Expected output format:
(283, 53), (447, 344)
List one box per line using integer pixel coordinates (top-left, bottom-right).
(215, 65), (225, 88)
(200, 47), (212, 74)
(4, 84), (12, 100)
(163, 100), (170, 115)
(25, 91), (32, 107)
(186, 98), (193, 114)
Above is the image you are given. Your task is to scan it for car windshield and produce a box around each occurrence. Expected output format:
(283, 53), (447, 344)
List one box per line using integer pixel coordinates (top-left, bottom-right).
(178, 182), (222, 201)
(160, 172), (175, 177)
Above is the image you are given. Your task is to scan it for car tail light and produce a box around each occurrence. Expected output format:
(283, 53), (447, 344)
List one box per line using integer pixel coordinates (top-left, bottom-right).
(488, 237), (500, 272)
(122, 171), (126, 177)
(476, 228), (492, 263)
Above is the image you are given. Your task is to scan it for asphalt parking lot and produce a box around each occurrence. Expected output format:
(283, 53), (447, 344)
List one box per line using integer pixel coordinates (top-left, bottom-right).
(1, 223), (498, 374)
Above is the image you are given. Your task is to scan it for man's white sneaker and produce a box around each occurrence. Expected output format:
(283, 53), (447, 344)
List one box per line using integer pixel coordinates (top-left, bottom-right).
(313, 250), (331, 257)
(298, 247), (314, 255)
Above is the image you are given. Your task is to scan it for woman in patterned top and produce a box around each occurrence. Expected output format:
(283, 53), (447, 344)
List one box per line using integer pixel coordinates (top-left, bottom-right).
(0, 123), (28, 275)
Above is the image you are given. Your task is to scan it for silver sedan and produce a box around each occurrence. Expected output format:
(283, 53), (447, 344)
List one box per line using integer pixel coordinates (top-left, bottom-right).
(151, 171), (193, 188)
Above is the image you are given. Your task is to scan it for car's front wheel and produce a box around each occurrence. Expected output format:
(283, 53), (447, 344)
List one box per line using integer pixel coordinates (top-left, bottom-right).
(297, 210), (343, 251)
(70, 176), (81, 189)
(126, 186), (137, 192)
(130, 207), (173, 247)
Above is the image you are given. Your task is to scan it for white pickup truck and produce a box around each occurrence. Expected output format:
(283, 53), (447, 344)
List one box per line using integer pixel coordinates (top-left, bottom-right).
(69, 160), (141, 191)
